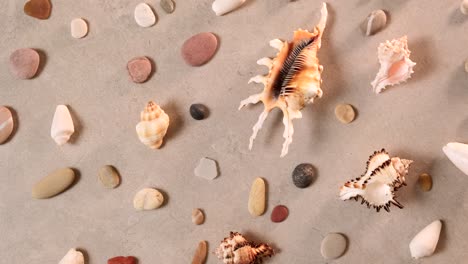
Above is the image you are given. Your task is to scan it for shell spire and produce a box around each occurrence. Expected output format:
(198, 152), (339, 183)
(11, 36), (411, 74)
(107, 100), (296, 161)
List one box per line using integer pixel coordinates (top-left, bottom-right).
(136, 100), (170, 149)
(215, 232), (275, 264)
(239, 2), (328, 157)
(339, 149), (413, 212)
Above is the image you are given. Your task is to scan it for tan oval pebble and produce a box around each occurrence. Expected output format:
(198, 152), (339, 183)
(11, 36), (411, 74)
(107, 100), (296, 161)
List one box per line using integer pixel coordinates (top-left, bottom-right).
(418, 173), (433, 192)
(248, 177), (266, 216)
(335, 104), (356, 124)
(32, 168), (75, 199)
(71, 18), (88, 39)
(133, 188), (164, 210)
(321, 233), (347, 259)
(192, 208), (205, 225)
(361, 10), (387, 36)
(160, 0), (175, 14)
(9, 48), (40, 79)
(98, 165), (120, 189)
(0, 106), (14, 144)
(191, 240), (207, 264)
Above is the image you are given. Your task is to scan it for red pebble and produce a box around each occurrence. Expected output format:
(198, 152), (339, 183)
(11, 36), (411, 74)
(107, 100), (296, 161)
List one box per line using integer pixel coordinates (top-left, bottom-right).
(108, 256), (137, 264)
(271, 205), (289, 223)
(181, 32), (218, 66)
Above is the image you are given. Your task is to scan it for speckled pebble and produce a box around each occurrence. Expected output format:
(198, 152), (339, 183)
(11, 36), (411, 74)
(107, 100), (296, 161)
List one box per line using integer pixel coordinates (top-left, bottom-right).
(160, 0), (175, 13)
(192, 208), (205, 225)
(98, 165), (120, 189)
(0, 106), (14, 144)
(108, 256), (137, 264)
(9, 48), (40, 79)
(32, 168), (75, 199)
(361, 10), (387, 36)
(335, 104), (355, 124)
(191, 241), (208, 264)
(248, 177), (266, 216)
(133, 188), (164, 210)
(182, 32), (218, 66)
(292, 163), (314, 188)
(190, 104), (209, 120)
(127, 56), (152, 83)
(321, 233), (347, 259)
(418, 173), (433, 192)
(271, 205), (289, 223)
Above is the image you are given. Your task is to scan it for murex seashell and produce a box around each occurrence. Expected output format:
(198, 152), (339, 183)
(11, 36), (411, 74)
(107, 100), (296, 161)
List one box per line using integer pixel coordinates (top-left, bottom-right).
(215, 232), (275, 264)
(371, 36), (416, 94)
(339, 149), (413, 212)
(51, 105), (74, 146)
(136, 101), (169, 149)
(409, 220), (442, 259)
(239, 3), (328, 157)
(443, 142), (468, 176)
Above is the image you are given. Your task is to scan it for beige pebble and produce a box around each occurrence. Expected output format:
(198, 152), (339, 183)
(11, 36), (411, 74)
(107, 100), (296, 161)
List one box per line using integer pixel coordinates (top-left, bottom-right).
(418, 173), (433, 192)
(98, 165), (120, 189)
(70, 18), (88, 39)
(191, 240), (208, 264)
(461, 0), (468, 15)
(464, 60), (468, 73)
(133, 188), (164, 210)
(192, 208), (205, 225)
(248, 177), (266, 216)
(32, 168), (75, 199)
(335, 104), (356, 124)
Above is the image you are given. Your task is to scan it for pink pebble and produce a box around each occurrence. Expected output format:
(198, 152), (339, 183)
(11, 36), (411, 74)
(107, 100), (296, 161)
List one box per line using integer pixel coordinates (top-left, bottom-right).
(9, 48), (40, 79)
(181, 32), (218, 67)
(127, 56), (153, 83)
(271, 205), (289, 223)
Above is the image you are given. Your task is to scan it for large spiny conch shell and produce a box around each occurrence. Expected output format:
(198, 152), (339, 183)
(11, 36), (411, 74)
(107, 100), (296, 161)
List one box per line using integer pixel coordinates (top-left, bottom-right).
(371, 36), (416, 94)
(51, 105), (75, 146)
(443, 142), (468, 176)
(339, 149), (413, 212)
(239, 3), (328, 157)
(215, 232), (275, 264)
(136, 101), (170, 149)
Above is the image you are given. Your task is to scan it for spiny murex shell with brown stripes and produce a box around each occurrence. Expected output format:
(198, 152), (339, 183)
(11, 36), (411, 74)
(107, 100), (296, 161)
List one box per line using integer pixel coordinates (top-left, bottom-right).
(215, 232), (274, 264)
(238, 3), (328, 157)
(339, 149), (413, 212)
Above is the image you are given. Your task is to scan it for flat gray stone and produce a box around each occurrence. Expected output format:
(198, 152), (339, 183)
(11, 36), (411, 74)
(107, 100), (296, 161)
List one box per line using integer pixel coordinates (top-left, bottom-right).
(320, 233), (347, 259)
(194, 157), (218, 180)
(160, 0), (175, 14)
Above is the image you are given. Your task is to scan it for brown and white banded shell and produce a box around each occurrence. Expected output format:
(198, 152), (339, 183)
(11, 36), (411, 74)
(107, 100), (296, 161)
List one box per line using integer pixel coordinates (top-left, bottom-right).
(239, 3), (328, 157)
(215, 232), (275, 264)
(136, 101), (170, 149)
(339, 149), (413, 212)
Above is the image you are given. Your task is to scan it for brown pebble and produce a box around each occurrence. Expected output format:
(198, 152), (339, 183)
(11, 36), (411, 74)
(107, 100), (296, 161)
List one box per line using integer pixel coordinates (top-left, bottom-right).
(192, 241), (207, 264)
(108, 256), (137, 264)
(24, 0), (51, 20)
(98, 165), (120, 189)
(181, 32), (218, 66)
(418, 173), (433, 192)
(127, 56), (152, 83)
(192, 208), (205, 225)
(334, 104), (356, 124)
(271, 205), (289, 223)
(9, 48), (40, 79)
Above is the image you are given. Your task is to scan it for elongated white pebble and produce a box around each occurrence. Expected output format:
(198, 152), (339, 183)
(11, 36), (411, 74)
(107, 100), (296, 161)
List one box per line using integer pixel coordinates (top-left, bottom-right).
(212, 0), (246, 16)
(70, 18), (88, 39)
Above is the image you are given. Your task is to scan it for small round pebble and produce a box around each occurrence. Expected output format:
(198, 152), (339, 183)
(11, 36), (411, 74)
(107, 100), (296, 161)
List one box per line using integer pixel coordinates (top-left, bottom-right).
(24, 0), (51, 20)
(190, 104), (209, 120)
(108, 256), (137, 264)
(192, 208), (205, 225)
(320, 233), (347, 259)
(134, 2), (157, 28)
(133, 188), (164, 210)
(292, 163), (315, 188)
(181, 32), (218, 66)
(127, 56), (152, 83)
(335, 104), (356, 124)
(418, 173), (433, 192)
(9, 48), (40, 79)
(361, 10), (387, 36)
(98, 165), (120, 189)
(271, 205), (289, 223)
(71, 18), (88, 39)
(160, 0), (175, 14)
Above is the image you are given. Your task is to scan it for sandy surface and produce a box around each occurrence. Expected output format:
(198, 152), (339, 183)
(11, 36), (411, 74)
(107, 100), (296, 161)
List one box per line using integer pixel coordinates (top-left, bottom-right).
(1, 0), (468, 263)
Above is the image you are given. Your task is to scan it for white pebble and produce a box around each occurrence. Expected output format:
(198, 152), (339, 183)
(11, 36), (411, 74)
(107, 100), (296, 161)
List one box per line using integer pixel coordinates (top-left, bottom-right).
(59, 248), (84, 264)
(70, 18), (88, 39)
(133, 188), (164, 210)
(461, 0), (468, 15)
(134, 3), (157, 27)
(212, 0), (246, 16)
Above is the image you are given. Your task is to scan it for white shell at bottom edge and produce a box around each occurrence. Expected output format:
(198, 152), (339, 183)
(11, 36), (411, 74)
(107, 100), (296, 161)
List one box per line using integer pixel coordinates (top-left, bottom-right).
(443, 142), (468, 176)
(59, 248), (84, 264)
(212, 0), (246, 16)
(409, 220), (442, 259)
